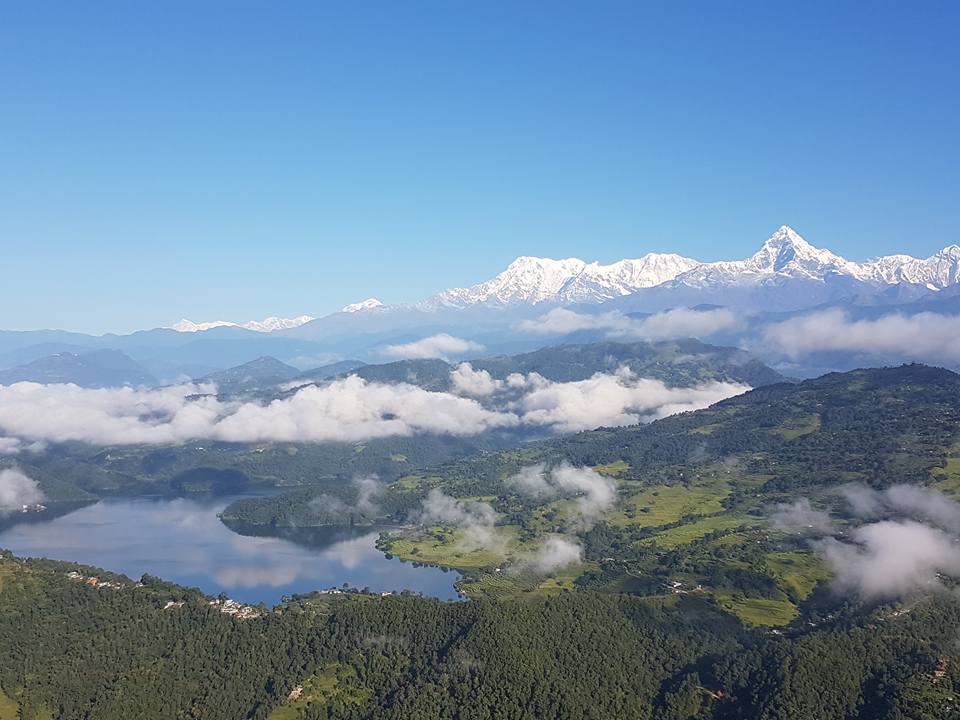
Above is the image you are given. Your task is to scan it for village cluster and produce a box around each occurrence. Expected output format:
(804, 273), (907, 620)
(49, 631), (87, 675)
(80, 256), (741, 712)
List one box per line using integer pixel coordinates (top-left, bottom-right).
(65, 570), (263, 620)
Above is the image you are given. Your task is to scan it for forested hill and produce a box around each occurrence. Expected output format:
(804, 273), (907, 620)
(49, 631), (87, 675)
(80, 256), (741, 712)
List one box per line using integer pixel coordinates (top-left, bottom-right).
(223, 364), (960, 533)
(0, 551), (958, 720)
(425, 363), (960, 493)
(340, 338), (784, 392)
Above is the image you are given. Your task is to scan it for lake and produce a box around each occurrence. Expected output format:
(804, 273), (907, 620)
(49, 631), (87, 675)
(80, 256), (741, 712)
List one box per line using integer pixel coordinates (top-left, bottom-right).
(0, 494), (461, 604)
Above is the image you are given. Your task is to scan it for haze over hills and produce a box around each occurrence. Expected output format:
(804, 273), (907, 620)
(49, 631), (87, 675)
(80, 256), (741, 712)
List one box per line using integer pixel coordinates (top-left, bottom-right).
(0, 350), (156, 388)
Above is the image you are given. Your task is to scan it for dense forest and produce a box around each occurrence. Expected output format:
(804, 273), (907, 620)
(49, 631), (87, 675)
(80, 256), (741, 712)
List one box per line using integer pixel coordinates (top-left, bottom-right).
(0, 552), (957, 720)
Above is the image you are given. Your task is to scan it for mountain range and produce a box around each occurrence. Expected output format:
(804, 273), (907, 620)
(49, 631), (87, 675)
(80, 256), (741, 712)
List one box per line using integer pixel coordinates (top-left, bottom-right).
(2, 226), (959, 383)
(170, 225), (960, 328)
(171, 315), (316, 333)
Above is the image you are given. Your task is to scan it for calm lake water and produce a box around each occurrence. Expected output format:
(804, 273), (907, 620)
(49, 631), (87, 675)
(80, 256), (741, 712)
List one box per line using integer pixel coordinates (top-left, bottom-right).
(0, 494), (460, 604)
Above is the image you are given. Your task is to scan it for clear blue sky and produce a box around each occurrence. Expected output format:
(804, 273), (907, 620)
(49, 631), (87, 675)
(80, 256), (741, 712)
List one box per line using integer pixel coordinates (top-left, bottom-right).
(2, 1), (958, 333)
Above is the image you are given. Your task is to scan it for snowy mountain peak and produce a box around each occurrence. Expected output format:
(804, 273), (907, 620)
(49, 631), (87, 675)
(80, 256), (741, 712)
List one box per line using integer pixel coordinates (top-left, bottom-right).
(341, 298), (385, 313)
(424, 257), (588, 309)
(169, 315), (315, 333)
(175, 226), (960, 324)
(171, 319), (237, 333)
(748, 225), (849, 275)
(242, 316), (316, 332)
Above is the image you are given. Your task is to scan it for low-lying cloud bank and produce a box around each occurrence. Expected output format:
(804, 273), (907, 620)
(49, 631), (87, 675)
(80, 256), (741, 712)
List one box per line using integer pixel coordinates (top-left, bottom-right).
(841, 482), (960, 533)
(449, 363), (503, 397)
(768, 498), (834, 535)
(309, 475), (384, 519)
(0, 369), (748, 449)
(517, 536), (583, 574)
(515, 367), (748, 433)
(416, 490), (501, 551)
(818, 521), (960, 600)
(779, 483), (960, 601)
(0, 377), (515, 447)
(508, 463), (616, 529)
(384, 334), (484, 360)
(518, 307), (742, 340)
(761, 310), (960, 362)
(0, 467), (44, 514)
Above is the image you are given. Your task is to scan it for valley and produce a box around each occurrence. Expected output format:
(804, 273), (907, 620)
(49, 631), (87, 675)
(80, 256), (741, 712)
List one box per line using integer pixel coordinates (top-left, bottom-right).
(2, 361), (960, 717)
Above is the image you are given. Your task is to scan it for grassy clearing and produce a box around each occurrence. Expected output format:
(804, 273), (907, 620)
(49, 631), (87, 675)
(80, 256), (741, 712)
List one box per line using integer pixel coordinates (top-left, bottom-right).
(707, 533), (747, 548)
(772, 414), (821, 440)
(384, 526), (520, 570)
(690, 422), (722, 435)
(459, 562), (594, 601)
(268, 663), (370, 719)
(390, 475), (437, 491)
(593, 461), (630, 477)
(608, 483), (729, 529)
(0, 691), (17, 720)
(764, 551), (830, 601)
(0, 564), (14, 593)
(640, 514), (757, 549)
(932, 443), (960, 496)
(715, 592), (798, 627)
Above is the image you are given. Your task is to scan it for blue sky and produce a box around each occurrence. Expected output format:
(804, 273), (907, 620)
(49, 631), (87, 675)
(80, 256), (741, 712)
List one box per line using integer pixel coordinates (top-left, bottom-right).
(1, 1), (958, 334)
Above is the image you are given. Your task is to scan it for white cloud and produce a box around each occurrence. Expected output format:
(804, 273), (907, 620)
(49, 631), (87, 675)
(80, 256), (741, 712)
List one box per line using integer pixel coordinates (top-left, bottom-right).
(838, 483), (886, 518)
(768, 498), (834, 534)
(817, 520), (960, 600)
(212, 376), (516, 442)
(883, 484), (960, 534)
(0, 369), (746, 449)
(0, 378), (517, 447)
(840, 483), (960, 534)
(0, 382), (222, 446)
(518, 307), (742, 340)
(550, 464), (617, 528)
(519, 536), (583, 574)
(450, 363), (502, 397)
(304, 475), (382, 520)
(517, 367), (749, 432)
(761, 310), (960, 361)
(383, 334), (484, 360)
(353, 475), (383, 516)
(0, 468), (45, 514)
(508, 463), (616, 529)
(506, 463), (553, 498)
(417, 489), (501, 551)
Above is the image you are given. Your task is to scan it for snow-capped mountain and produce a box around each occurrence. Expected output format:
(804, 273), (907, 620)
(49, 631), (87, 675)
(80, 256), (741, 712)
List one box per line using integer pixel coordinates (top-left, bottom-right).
(666, 226), (960, 290)
(556, 254), (702, 303)
(171, 319), (239, 333)
(412, 225), (960, 314)
(172, 226), (960, 334)
(612, 226), (960, 312)
(341, 298), (385, 313)
(419, 253), (699, 309)
(170, 315), (315, 333)
(858, 245), (960, 287)
(666, 226), (859, 289)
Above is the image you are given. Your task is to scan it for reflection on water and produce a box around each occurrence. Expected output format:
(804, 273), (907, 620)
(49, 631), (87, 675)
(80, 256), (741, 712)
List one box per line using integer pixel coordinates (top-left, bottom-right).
(0, 495), (460, 604)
